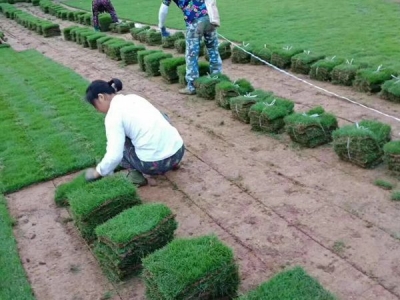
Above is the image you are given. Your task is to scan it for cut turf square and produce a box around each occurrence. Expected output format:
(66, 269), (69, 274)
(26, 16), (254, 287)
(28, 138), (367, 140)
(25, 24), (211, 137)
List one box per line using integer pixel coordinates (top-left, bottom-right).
(142, 235), (239, 299)
(68, 174), (141, 241)
(94, 203), (177, 281)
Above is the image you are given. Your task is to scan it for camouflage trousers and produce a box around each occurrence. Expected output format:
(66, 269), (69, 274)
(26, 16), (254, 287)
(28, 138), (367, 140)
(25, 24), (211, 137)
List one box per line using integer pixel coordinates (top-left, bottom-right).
(185, 16), (222, 92)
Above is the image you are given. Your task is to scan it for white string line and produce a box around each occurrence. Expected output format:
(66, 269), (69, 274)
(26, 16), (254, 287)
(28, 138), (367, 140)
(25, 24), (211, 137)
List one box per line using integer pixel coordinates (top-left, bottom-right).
(217, 33), (400, 123)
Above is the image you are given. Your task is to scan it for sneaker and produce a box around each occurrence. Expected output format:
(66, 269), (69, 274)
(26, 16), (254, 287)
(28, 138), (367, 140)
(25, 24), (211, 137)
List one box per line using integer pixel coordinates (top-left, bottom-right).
(179, 88), (196, 95)
(126, 170), (148, 187)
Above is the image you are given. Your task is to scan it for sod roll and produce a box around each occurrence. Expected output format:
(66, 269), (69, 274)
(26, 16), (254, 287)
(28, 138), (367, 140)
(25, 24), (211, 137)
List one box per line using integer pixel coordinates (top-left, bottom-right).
(177, 61), (210, 87)
(284, 106), (338, 148)
(380, 78), (400, 103)
(54, 173), (86, 207)
(271, 47), (303, 69)
(231, 43), (253, 64)
(384, 141), (400, 173)
(333, 120), (391, 168)
(68, 174), (142, 241)
(194, 73), (231, 100)
(162, 31), (185, 48)
(120, 44), (145, 65)
(309, 57), (344, 82)
(215, 78), (254, 109)
(331, 62), (365, 86)
(137, 49), (163, 72)
(353, 67), (397, 93)
(94, 203), (177, 281)
(160, 57), (186, 83)
(291, 51), (325, 75)
(142, 235), (240, 299)
(174, 38), (186, 54)
(144, 52), (173, 76)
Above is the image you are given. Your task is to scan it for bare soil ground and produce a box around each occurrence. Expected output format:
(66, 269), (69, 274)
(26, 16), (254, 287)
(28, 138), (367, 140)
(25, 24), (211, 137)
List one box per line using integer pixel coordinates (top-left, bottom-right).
(2, 5), (400, 300)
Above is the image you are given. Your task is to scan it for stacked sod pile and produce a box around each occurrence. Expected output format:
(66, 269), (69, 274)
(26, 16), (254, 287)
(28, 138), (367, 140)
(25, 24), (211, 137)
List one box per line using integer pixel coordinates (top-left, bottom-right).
(331, 61), (366, 86)
(194, 73), (231, 100)
(174, 38), (186, 54)
(130, 26), (150, 40)
(144, 52), (173, 76)
(231, 43), (253, 64)
(54, 173), (86, 207)
(284, 106), (338, 148)
(250, 45), (273, 65)
(99, 14), (112, 32)
(249, 96), (295, 133)
(146, 30), (162, 46)
(137, 49), (162, 72)
(215, 79), (255, 109)
(205, 41), (232, 61)
(384, 141), (400, 173)
(97, 36), (113, 53)
(353, 66), (396, 93)
(160, 57), (186, 83)
(68, 175), (142, 241)
(94, 203), (177, 281)
(142, 235), (239, 299)
(291, 51), (325, 74)
(87, 33), (107, 49)
(380, 77), (400, 103)
(62, 25), (80, 41)
(230, 90), (273, 123)
(162, 31), (185, 48)
(177, 61), (210, 87)
(121, 45), (145, 65)
(271, 46), (303, 69)
(106, 40), (134, 60)
(333, 120), (391, 168)
(310, 57), (344, 81)
(238, 267), (336, 300)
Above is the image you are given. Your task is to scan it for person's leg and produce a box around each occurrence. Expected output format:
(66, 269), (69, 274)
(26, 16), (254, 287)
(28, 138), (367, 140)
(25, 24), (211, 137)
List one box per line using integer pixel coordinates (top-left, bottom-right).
(104, 0), (119, 23)
(120, 138), (149, 186)
(181, 21), (201, 95)
(204, 26), (222, 75)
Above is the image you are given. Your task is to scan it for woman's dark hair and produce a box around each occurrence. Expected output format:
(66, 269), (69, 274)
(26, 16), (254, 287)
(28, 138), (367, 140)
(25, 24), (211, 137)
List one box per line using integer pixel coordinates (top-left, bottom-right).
(85, 78), (123, 105)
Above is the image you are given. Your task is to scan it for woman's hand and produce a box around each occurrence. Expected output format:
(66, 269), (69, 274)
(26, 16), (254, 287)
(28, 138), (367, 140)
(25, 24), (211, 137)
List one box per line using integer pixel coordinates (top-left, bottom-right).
(85, 168), (102, 182)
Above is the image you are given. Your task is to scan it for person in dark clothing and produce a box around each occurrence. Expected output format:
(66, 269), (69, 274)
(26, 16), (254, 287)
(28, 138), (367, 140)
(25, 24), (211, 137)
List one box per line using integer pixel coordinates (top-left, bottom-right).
(92, 0), (121, 31)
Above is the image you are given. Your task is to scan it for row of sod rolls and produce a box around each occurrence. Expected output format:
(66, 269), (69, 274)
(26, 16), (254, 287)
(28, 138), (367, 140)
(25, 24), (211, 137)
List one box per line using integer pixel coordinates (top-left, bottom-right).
(54, 173), (242, 297)
(231, 43), (400, 103)
(0, 3), (60, 37)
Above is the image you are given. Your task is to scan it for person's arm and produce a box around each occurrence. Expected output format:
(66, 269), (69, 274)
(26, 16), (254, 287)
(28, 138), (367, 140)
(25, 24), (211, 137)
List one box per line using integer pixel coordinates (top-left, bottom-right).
(92, 0), (100, 30)
(95, 112), (125, 177)
(159, 1), (171, 36)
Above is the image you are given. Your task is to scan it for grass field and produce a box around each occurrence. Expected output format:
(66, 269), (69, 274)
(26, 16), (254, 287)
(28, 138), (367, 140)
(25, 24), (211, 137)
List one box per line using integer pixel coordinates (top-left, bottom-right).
(0, 48), (105, 193)
(0, 195), (35, 300)
(63, 0), (400, 69)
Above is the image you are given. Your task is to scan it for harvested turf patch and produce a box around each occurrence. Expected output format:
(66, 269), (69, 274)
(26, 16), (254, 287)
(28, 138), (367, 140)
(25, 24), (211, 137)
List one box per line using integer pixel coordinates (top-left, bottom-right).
(62, 25), (79, 41)
(87, 33), (106, 49)
(194, 73), (231, 100)
(97, 36), (113, 53)
(177, 61), (210, 87)
(333, 120), (391, 168)
(160, 57), (186, 83)
(285, 106), (338, 148)
(215, 78), (254, 109)
(249, 96), (294, 133)
(384, 141), (400, 173)
(54, 173), (86, 207)
(162, 31), (185, 48)
(130, 26), (150, 40)
(142, 235), (239, 299)
(174, 38), (186, 54)
(144, 52), (173, 76)
(291, 51), (325, 74)
(250, 45), (274, 65)
(94, 203), (177, 281)
(138, 50), (162, 72)
(271, 46), (303, 69)
(310, 57), (344, 81)
(230, 95), (260, 124)
(146, 30), (162, 46)
(353, 66), (397, 93)
(380, 77), (400, 103)
(238, 266), (336, 300)
(99, 14), (112, 31)
(106, 41), (134, 61)
(391, 191), (400, 201)
(232, 43), (253, 64)
(331, 61), (366, 86)
(120, 45), (145, 65)
(374, 179), (394, 190)
(68, 174), (142, 241)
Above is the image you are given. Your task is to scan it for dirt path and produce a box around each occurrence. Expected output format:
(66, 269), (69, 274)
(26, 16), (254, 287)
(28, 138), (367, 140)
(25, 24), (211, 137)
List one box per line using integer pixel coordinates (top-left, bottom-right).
(2, 5), (400, 300)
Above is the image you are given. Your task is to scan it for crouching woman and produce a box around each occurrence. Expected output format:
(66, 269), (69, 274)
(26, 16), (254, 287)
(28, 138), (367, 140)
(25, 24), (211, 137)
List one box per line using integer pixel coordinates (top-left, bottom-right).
(84, 78), (185, 186)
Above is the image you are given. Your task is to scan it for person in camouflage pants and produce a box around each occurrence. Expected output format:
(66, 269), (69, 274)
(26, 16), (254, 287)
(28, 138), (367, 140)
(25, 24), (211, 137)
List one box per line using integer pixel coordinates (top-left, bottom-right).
(158, 0), (222, 95)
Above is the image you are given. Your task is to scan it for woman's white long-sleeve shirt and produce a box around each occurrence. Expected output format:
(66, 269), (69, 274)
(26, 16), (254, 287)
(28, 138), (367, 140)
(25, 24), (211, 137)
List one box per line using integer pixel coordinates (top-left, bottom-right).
(95, 94), (184, 176)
